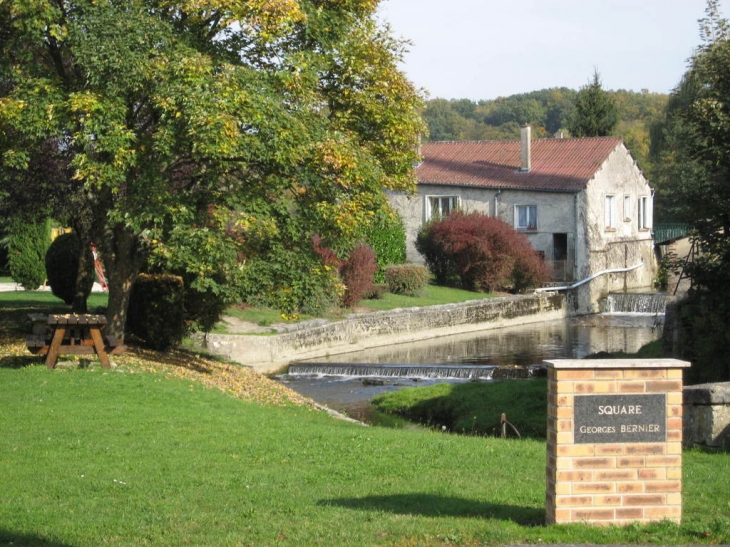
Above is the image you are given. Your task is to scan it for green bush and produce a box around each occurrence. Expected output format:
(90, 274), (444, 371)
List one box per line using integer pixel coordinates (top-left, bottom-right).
(362, 206), (407, 283)
(45, 232), (94, 305)
(7, 218), (50, 290)
(239, 248), (341, 317)
(384, 264), (429, 296)
(127, 273), (185, 351)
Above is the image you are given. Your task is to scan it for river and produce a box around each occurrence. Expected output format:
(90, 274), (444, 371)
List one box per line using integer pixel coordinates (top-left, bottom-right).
(275, 314), (663, 423)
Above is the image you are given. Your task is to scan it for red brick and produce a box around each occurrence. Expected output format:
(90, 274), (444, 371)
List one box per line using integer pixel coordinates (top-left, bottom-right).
(555, 495), (593, 507)
(595, 470), (637, 481)
(573, 482), (615, 494)
(617, 457), (645, 468)
(616, 507), (644, 519)
(645, 380), (682, 392)
(556, 470), (593, 482)
(645, 481), (681, 493)
(573, 457), (615, 469)
(595, 370), (624, 380)
(557, 445), (595, 457)
(595, 444), (623, 456)
(646, 455), (681, 467)
(645, 506), (682, 519)
(558, 370), (595, 380)
(618, 382), (646, 393)
(637, 468), (664, 480)
(626, 444), (664, 455)
(595, 495), (622, 506)
(617, 482), (644, 493)
(572, 508), (615, 521)
(624, 369), (667, 379)
(623, 494), (665, 506)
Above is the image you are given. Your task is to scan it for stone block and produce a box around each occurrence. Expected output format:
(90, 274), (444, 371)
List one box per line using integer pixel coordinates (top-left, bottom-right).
(683, 382), (730, 448)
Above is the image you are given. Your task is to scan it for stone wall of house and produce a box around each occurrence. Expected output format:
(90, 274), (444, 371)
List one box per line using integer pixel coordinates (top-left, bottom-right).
(575, 145), (657, 314)
(199, 292), (566, 373)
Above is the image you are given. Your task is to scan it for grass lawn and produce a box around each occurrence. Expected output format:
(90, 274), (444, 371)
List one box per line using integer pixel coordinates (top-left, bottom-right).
(1, 290), (730, 546)
(220, 284), (496, 331)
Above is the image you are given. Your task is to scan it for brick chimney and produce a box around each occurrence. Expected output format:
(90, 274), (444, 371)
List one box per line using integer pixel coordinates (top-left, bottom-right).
(520, 125), (531, 173)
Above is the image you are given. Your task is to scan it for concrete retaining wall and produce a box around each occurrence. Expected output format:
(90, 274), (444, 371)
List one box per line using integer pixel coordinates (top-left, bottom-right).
(198, 293), (567, 373)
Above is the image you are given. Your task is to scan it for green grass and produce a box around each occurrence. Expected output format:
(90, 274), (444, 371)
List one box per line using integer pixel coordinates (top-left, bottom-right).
(1, 366), (730, 547)
(216, 284), (496, 332)
(359, 284), (495, 312)
(372, 379), (549, 439)
(2, 290), (730, 545)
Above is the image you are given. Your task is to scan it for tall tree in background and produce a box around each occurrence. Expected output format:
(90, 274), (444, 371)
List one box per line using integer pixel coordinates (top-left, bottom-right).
(0, 0), (425, 339)
(651, 0), (730, 381)
(567, 70), (619, 137)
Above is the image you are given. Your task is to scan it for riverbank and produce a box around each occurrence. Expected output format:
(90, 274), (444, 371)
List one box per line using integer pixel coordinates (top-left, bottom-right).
(197, 292), (567, 373)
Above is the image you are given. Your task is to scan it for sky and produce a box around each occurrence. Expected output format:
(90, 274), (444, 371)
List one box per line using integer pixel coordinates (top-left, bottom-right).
(376, 0), (722, 101)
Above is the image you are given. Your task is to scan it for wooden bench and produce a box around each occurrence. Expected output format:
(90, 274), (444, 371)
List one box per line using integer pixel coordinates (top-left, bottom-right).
(25, 314), (126, 368)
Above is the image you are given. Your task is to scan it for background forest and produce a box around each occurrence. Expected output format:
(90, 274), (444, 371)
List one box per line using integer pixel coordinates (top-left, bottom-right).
(422, 88), (667, 195)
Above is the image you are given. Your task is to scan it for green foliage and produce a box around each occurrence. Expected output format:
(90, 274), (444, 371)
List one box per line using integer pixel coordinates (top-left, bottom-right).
(568, 70), (619, 137)
(416, 212), (550, 293)
(7, 218), (50, 290)
(127, 273), (185, 351)
(45, 231), (94, 305)
(339, 243), (378, 308)
(421, 87), (666, 146)
(384, 264), (429, 296)
(650, 9), (730, 380)
(361, 205), (406, 283)
(239, 249), (342, 318)
(372, 379), (549, 438)
(0, 0), (425, 339)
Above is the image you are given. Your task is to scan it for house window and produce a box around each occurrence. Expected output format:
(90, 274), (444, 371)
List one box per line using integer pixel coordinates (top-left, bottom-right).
(428, 196), (459, 220)
(623, 195), (632, 221)
(515, 205), (537, 230)
(605, 195), (616, 230)
(638, 196), (651, 230)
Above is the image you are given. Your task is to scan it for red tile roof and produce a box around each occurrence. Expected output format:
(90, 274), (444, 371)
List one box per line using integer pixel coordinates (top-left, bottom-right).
(416, 137), (624, 192)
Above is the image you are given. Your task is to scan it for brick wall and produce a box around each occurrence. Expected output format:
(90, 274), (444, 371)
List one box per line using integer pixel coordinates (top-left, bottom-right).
(545, 359), (690, 525)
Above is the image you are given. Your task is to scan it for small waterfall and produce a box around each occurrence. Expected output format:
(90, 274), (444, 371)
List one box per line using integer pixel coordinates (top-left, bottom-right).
(287, 363), (541, 380)
(603, 292), (667, 315)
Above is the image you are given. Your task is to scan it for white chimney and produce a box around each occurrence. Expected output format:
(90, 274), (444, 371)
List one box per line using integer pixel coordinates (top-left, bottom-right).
(520, 125), (531, 172)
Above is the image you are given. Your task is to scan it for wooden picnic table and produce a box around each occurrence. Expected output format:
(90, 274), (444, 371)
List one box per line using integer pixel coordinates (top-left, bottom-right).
(25, 313), (126, 369)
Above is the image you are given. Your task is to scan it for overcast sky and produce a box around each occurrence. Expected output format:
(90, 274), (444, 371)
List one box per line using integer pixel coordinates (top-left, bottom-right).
(377, 0), (721, 101)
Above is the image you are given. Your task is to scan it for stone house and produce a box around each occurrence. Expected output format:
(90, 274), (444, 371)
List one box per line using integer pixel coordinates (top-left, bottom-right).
(387, 127), (657, 313)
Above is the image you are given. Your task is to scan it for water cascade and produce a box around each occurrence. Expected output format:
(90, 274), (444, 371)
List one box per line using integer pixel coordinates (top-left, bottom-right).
(287, 362), (542, 380)
(602, 292), (667, 315)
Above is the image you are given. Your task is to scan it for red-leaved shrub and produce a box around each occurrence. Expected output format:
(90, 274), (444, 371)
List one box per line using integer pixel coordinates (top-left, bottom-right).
(340, 243), (378, 307)
(416, 211), (550, 292)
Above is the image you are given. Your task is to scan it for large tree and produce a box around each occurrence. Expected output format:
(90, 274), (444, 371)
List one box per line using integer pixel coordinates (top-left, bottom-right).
(567, 70), (618, 137)
(0, 0), (425, 339)
(651, 0), (730, 380)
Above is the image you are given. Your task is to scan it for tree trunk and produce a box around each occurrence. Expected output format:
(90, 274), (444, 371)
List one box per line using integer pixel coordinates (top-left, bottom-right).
(71, 232), (96, 313)
(101, 223), (145, 341)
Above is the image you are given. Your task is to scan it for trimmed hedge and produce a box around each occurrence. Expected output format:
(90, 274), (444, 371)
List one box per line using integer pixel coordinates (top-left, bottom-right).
(384, 264), (429, 296)
(45, 231), (94, 305)
(127, 273), (185, 351)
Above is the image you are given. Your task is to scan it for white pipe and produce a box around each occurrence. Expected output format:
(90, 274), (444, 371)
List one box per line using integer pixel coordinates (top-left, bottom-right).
(535, 261), (644, 292)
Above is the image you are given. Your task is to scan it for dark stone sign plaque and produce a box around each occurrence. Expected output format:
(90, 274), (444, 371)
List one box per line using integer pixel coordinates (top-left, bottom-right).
(574, 394), (666, 444)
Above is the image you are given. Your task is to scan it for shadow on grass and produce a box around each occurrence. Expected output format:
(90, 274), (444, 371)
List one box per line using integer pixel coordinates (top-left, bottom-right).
(0, 354), (43, 369)
(0, 529), (74, 546)
(319, 493), (545, 525)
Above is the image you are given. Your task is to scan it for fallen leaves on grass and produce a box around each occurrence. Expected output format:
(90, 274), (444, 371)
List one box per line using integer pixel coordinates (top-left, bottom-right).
(0, 333), (318, 410)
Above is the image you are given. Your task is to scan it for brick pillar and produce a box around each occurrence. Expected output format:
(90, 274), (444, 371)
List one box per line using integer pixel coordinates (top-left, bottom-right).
(545, 359), (690, 525)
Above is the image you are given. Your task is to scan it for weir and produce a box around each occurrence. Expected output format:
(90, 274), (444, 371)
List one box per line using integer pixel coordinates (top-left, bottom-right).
(602, 292), (667, 315)
(287, 362), (541, 380)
